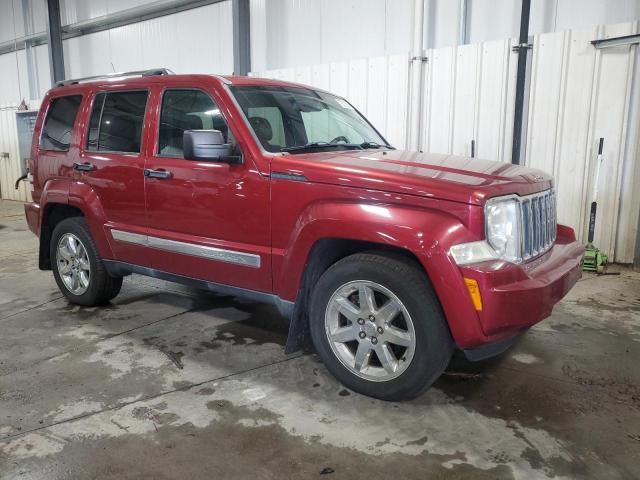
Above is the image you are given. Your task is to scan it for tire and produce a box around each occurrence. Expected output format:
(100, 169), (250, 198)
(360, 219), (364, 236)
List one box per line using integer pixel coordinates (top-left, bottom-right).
(309, 252), (454, 401)
(51, 217), (123, 306)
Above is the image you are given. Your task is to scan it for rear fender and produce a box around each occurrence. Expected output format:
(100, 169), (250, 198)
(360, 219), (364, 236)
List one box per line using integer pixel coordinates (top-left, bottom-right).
(67, 181), (114, 259)
(37, 178), (72, 237)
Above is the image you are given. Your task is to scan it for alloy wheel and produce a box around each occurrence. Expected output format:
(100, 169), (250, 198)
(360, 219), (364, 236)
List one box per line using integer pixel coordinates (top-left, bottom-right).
(56, 233), (91, 295)
(324, 280), (416, 382)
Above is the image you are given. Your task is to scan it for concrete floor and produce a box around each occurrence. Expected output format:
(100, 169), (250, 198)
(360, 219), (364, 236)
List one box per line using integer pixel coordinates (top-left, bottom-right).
(0, 199), (638, 480)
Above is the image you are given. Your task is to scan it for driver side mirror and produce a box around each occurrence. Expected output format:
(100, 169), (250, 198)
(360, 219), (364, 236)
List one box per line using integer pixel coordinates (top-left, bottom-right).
(183, 130), (241, 164)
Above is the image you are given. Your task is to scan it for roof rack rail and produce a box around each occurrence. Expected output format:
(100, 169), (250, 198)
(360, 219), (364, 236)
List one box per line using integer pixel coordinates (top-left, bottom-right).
(56, 68), (174, 87)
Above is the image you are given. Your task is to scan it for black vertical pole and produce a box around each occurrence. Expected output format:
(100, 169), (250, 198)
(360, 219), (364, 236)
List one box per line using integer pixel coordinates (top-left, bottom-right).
(511, 0), (531, 165)
(232, 0), (251, 76)
(45, 0), (65, 84)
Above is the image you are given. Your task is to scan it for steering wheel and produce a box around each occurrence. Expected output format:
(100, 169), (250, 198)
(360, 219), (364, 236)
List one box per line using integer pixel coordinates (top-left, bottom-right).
(330, 135), (349, 144)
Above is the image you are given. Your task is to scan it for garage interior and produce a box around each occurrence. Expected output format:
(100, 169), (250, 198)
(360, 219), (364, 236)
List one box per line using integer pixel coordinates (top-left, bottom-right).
(1, 0), (640, 479)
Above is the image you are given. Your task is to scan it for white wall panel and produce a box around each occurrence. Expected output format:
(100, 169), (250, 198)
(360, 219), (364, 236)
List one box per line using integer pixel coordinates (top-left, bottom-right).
(64, 30), (112, 79)
(451, 44), (480, 157)
(0, 45), (50, 105)
(62, 3), (234, 78)
(549, 26), (599, 249)
(0, 2), (18, 44)
(555, 0), (640, 32)
(424, 0), (460, 49)
(615, 46), (640, 263)
(423, 46), (455, 154)
(60, 0), (166, 26)
(0, 53), (24, 105)
(110, 23), (144, 72)
(526, 21), (640, 262)
(468, 0), (519, 44)
(0, 0), (47, 43)
(476, 39), (515, 163)
(247, 0), (640, 70)
(347, 59), (368, 114)
(61, 0), (107, 25)
(526, 30), (567, 178)
(420, 39), (515, 162)
(250, 0), (414, 71)
(589, 22), (638, 261)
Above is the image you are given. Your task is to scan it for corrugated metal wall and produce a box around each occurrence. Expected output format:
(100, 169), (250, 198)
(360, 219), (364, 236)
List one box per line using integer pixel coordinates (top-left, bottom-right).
(249, 0), (640, 71)
(0, 105), (36, 203)
(420, 39), (517, 162)
(526, 21), (640, 263)
(252, 21), (640, 263)
(63, 2), (234, 78)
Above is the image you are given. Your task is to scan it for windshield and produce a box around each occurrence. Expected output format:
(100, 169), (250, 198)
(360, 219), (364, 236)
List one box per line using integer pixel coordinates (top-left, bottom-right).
(230, 85), (391, 154)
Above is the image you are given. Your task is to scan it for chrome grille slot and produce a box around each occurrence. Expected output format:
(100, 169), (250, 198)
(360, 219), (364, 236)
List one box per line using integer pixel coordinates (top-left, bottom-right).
(521, 190), (556, 261)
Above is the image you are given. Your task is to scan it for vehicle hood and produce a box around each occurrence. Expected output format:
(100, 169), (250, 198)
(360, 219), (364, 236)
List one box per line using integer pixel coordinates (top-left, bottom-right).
(270, 150), (553, 205)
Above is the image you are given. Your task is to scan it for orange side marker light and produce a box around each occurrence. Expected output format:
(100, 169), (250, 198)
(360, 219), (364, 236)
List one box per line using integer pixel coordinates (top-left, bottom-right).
(464, 278), (483, 311)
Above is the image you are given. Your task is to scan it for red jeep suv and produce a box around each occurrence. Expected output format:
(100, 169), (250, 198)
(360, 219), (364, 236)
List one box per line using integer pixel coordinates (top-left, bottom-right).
(23, 69), (584, 400)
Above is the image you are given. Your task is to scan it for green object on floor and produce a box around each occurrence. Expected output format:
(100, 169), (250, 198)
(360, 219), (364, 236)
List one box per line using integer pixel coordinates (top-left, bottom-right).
(583, 243), (607, 273)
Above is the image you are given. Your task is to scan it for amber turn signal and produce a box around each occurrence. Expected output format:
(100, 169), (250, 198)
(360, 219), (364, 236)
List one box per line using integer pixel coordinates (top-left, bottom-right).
(464, 278), (483, 311)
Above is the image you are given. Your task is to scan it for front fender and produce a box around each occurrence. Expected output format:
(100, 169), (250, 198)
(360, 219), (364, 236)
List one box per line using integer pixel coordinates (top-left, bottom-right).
(275, 200), (488, 348)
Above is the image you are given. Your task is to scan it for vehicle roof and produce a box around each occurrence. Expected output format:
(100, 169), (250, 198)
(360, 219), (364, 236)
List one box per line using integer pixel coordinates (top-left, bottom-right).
(50, 73), (326, 93)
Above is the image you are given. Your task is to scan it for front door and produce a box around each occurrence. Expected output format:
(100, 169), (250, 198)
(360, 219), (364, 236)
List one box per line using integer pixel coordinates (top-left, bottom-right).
(143, 86), (271, 293)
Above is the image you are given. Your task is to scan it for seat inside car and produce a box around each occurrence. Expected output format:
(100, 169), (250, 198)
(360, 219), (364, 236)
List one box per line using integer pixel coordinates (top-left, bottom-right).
(248, 116), (279, 152)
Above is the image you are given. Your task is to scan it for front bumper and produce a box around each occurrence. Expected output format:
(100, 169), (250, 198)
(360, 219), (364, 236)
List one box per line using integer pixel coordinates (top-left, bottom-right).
(459, 233), (584, 343)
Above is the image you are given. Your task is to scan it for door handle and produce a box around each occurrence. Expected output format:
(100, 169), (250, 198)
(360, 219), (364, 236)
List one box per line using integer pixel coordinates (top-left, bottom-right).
(144, 168), (172, 179)
(73, 162), (96, 172)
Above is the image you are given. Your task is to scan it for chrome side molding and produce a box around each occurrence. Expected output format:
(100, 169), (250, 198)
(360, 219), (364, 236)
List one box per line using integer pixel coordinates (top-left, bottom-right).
(110, 229), (261, 268)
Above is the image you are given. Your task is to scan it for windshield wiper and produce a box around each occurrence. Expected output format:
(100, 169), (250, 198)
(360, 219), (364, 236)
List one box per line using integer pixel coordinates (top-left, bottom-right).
(359, 141), (394, 150)
(280, 141), (394, 153)
(280, 142), (362, 153)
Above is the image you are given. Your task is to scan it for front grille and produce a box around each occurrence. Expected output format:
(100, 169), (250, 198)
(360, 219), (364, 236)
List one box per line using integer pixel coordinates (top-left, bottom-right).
(520, 190), (556, 261)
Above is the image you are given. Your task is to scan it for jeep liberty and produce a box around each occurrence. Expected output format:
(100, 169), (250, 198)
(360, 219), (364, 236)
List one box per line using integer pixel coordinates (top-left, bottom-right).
(23, 69), (584, 400)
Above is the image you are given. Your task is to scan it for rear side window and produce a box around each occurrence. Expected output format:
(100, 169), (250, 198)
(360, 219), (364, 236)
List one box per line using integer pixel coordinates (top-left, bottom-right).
(86, 91), (148, 153)
(40, 95), (82, 151)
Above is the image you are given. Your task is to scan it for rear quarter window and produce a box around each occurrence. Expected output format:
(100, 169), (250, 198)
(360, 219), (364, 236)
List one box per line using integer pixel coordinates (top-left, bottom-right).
(40, 95), (82, 151)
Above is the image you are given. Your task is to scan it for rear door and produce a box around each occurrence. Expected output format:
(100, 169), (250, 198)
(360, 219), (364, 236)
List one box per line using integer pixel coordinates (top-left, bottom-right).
(75, 89), (152, 266)
(142, 84), (272, 293)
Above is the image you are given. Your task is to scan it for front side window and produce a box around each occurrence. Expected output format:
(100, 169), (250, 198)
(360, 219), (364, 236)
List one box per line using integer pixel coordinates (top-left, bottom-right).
(86, 91), (148, 153)
(158, 89), (230, 157)
(230, 86), (390, 154)
(40, 95), (82, 151)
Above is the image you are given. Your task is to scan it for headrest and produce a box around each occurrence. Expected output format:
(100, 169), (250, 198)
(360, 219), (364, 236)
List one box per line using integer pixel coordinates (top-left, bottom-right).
(182, 114), (203, 131)
(248, 116), (273, 142)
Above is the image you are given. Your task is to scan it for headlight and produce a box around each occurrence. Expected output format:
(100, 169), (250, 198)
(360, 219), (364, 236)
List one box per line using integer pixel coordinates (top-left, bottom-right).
(485, 196), (522, 262)
(449, 195), (523, 265)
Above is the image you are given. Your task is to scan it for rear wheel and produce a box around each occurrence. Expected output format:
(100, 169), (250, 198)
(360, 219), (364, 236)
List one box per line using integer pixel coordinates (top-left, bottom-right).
(309, 252), (453, 401)
(51, 217), (122, 306)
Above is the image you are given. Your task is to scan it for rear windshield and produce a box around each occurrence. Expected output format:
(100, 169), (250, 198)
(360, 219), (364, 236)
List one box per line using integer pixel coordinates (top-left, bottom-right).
(40, 95), (82, 151)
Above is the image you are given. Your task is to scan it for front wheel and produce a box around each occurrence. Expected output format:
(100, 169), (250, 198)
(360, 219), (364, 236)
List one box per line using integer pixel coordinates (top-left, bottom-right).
(51, 217), (123, 306)
(309, 252), (453, 401)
